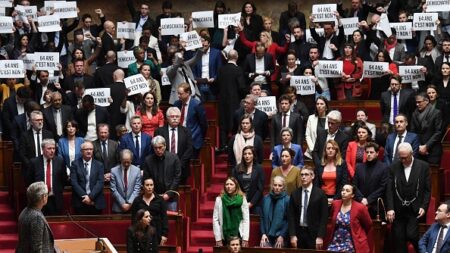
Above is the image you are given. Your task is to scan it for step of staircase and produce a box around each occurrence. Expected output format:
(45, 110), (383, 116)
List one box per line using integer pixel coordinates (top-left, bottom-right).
(190, 217), (213, 230)
(0, 205), (15, 221)
(190, 229), (216, 245)
(0, 221), (17, 234)
(0, 234), (18, 250)
(0, 192), (8, 203)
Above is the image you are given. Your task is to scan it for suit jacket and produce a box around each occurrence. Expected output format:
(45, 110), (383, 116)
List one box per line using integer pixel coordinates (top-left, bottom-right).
(310, 26), (345, 59)
(326, 200), (373, 253)
(154, 125), (193, 180)
(62, 74), (95, 91)
(305, 114), (328, 158)
(1, 95), (19, 136)
(174, 98), (208, 150)
(271, 111), (304, 147)
(243, 53), (274, 84)
(11, 113), (27, 151)
(386, 158), (431, 214)
(94, 62), (120, 87)
(384, 132), (420, 166)
(110, 164), (142, 213)
(30, 81), (61, 104)
(57, 137), (84, 169)
(192, 47), (223, 80)
(288, 185), (329, 239)
(19, 129), (54, 176)
(93, 139), (119, 173)
(232, 164), (265, 207)
(233, 107), (269, 141)
(346, 141), (367, 178)
(75, 106), (110, 138)
(70, 158), (106, 210)
(354, 160), (389, 212)
(30, 155), (67, 209)
(105, 81), (127, 137)
(315, 162), (348, 199)
(312, 129), (350, 169)
(99, 33), (122, 66)
(42, 105), (74, 139)
(271, 144), (304, 168)
(73, 16), (105, 38)
(16, 207), (55, 253)
(118, 132), (153, 167)
(380, 88), (415, 124)
(126, 0), (158, 36)
(419, 222), (450, 253)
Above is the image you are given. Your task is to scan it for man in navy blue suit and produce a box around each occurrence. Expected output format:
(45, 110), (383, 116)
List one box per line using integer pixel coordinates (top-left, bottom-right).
(118, 115), (153, 167)
(419, 200), (450, 253)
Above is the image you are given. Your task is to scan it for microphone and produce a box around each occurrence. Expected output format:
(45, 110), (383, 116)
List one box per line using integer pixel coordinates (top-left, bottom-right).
(66, 212), (106, 252)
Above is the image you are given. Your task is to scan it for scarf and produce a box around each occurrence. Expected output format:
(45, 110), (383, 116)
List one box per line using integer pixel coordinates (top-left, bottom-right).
(233, 131), (255, 163)
(261, 191), (288, 237)
(221, 194), (243, 240)
(384, 38), (397, 52)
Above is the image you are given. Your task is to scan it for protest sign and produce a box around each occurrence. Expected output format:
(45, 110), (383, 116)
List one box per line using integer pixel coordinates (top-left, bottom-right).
(84, 88), (111, 107)
(124, 74), (150, 96)
(117, 51), (135, 68)
(160, 68), (171, 86)
(117, 22), (136, 40)
(0, 60), (25, 78)
(426, 0), (450, 12)
(413, 13), (438, 31)
(390, 22), (413, 39)
(0, 7), (5, 16)
(37, 15), (61, 32)
(0, 0), (12, 7)
(341, 17), (359, 36)
(22, 53), (34, 70)
(160, 18), (185, 36)
(255, 96), (277, 115)
(15, 5), (37, 22)
(312, 4), (337, 22)
(53, 1), (77, 19)
(180, 31), (202, 51)
(315, 60), (343, 78)
(305, 28), (324, 44)
(290, 76), (316, 95)
(44, 1), (57, 14)
(399, 65), (425, 83)
(376, 13), (392, 37)
(362, 61), (389, 78)
(192, 11), (214, 28)
(0, 16), (13, 33)
(218, 12), (241, 29)
(34, 52), (59, 70)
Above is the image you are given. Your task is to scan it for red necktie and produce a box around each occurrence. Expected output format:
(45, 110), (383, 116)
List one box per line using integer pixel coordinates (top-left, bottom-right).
(180, 104), (186, 125)
(170, 128), (176, 153)
(46, 159), (52, 193)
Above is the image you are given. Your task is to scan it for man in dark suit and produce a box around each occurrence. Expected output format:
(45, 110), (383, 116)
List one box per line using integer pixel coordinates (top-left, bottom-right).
(403, 53), (434, 92)
(410, 92), (443, 165)
(312, 110), (350, 169)
(74, 10), (106, 38)
(279, 1), (306, 40)
(384, 114), (420, 166)
(105, 69), (127, 139)
(380, 75), (415, 125)
(271, 94), (304, 147)
(386, 142), (431, 253)
(16, 182), (55, 253)
(434, 38), (450, 74)
(70, 141), (106, 215)
(309, 16), (345, 59)
(142, 135), (181, 211)
(42, 91), (73, 141)
(62, 59), (95, 91)
(30, 70), (65, 105)
(126, 0), (158, 36)
(93, 123), (119, 183)
(99, 20), (124, 66)
(174, 83), (207, 158)
(419, 200), (450, 253)
(118, 115), (153, 167)
(289, 26), (311, 64)
(29, 139), (66, 215)
(233, 94), (269, 140)
(75, 95), (109, 141)
(354, 142), (389, 218)
(11, 100), (40, 153)
(94, 50), (120, 87)
(243, 44), (274, 92)
(337, 0), (378, 21)
(1, 87), (32, 140)
(288, 165), (328, 249)
(154, 107), (193, 185)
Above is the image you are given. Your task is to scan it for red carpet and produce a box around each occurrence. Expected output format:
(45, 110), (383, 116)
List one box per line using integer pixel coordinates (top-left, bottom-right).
(0, 191), (17, 252)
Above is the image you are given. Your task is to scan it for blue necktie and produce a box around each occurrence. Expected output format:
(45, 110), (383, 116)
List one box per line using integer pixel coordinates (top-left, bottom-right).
(393, 93), (398, 121)
(135, 135), (140, 160)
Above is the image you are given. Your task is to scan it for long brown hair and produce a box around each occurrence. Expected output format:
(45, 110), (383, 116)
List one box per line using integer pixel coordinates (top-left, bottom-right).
(236, 146), (257, 173)
(133, 209), (155, 240)
(140, 91), (158, 116)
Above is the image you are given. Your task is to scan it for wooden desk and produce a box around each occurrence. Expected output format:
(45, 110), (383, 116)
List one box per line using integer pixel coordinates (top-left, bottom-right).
(55, 238), (117, 253)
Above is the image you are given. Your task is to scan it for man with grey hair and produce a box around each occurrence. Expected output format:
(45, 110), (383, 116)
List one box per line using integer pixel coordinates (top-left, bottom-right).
(154, 107), (193, 184)
(16, 182), (55, 253)
(29, 139), (67, 215)
(386, 142), (431, 253)
(312, 110), (349, 168)
(233, 94), (269, 140)
(110, 149), (141, 213)
(142, 135), (181, 211)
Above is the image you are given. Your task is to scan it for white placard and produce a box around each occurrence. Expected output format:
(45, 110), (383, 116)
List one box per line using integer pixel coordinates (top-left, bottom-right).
(124, 74), (150, 96)
(315, 60), (343, 78)
(376, 13), (392, 37)
(305, 28), (324, 44)
(290, 76), (316, 95)
(399, 65), (425, 83)
(116, 22), (136, 40)
(160, 68), (171, 86)
(180, 31), (202, 51)
(255, 96), (276, 114)
(117, 51), (135, 69)
(312, 4), (337, 22)
(37, 15), (61, 32)
(44, 1), (57, 14)
(160, 17), (185, 36)
(413, 13), (438, 31)
(47, 70), (59, 84)
(390, 22), (413, 39)
(84, 88), (111, 107)
(0, 0), (12, 7)
(341, 17), (359, 36)
(0, 16), (13, 33)
(218, 12), (241, 29)
(22, 53), (34, 70)
(0, 60), (25, 78)
(192, 11), (214, 29)
(0, 7), (5, 16)
(15, 5), (37, 21)
(34, 52), (59, 70)
(426, 0), (450, 12)
(53, 1), (77, 19)
(363, 61), (389, 78)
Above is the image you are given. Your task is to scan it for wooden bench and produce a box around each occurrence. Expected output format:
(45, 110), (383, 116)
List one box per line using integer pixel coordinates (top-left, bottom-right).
(329, 100), (382, 123)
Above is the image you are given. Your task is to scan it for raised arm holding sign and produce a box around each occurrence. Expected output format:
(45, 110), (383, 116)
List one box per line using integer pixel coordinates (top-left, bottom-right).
(124, 74), (150, 96)
(160, 17), (185, 36)
(0, 16), (13, 34)
(192, 11), (214, 28)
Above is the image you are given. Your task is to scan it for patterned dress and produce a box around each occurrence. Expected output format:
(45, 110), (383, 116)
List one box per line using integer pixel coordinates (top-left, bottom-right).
(327, 210), (355, 252)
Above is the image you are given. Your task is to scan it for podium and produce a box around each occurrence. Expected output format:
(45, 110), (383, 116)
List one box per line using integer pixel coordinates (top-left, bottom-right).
(55, 238), (117, 253)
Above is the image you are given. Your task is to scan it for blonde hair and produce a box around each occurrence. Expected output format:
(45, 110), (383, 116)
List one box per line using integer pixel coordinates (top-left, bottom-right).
(321, 139), (343, 166)
(260, 31), (272, 48)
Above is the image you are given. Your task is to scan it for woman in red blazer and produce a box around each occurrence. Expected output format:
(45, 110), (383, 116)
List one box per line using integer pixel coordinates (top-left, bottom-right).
(345, 125), (372, 178)
(326, 184), (373, 253)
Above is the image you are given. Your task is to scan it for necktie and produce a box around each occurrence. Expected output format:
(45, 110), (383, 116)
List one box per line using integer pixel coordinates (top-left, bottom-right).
(394, 135), (403, 159)
(393, 93), (398, 121)
(446, 54), (449, 63)
(282, 113), (287, 128)
(135, 135), (140, 160)
(102, 141), (108, 169)
(55, 109), (62, 136)
(46, 159), (52, 193)
(436, 225), (447, 253)
(123, 168), (128, 193)
(180, 104), (186, 125)
(181, 67), (196, 97)
(36, 131), (41, 157)
(170, 128), (176, 153)
(84, 162), (90, 194)
(303, 189), (309, 226)
(84, 162), (89, 175)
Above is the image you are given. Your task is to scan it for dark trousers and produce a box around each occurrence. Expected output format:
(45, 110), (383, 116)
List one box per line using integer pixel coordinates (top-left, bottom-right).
(42, 195), (61, 216)
(74, 203), (102, 215)
(392, 206), (420, 253)
(296, 226), (315, 249)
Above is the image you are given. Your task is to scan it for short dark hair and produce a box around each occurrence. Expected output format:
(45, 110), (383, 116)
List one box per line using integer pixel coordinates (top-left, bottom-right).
(162, 0), (172, 9)
(63, 120), (79, 137)
(365, 142), (380, 152)
(81, 13), (92, 22)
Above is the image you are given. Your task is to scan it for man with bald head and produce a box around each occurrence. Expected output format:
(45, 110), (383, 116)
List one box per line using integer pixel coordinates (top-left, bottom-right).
(106, 69), (127, 139)
(99, 21), (123, 66)
(42, 91), (74, 141)
(95, 50), (120, 87)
